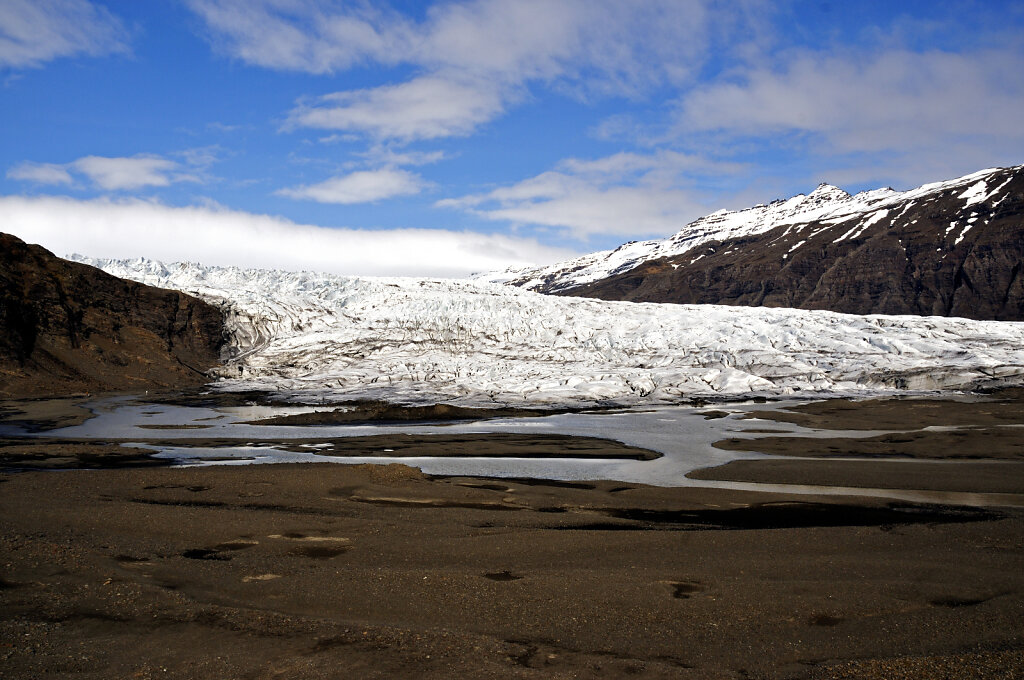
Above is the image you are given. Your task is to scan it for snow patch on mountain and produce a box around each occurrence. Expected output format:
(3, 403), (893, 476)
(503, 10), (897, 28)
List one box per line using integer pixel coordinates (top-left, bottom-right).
(483, 166), (1014, 294)
(72, 257), (1024, 406)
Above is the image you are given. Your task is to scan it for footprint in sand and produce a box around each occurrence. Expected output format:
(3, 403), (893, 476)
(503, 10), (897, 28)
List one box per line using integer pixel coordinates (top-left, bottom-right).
(484, 570), (523, 582)
(662, 580), (707, 599)
(180, 538), (260, 561)
(243, 574), (282, 583)
(268, 533), (352, 559)
(181, 548), (230, 561)
(213, 539), (259, 551)
(808, 614), (844, 626)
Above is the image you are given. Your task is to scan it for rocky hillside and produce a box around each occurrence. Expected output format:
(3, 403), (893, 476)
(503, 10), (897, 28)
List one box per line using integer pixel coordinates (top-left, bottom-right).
(496, 165), (1024, 321)
(0, 234), (225, 398)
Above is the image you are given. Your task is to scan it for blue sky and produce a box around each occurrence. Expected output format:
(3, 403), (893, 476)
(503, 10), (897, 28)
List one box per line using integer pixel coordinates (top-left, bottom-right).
(2, 0), (1023, 276)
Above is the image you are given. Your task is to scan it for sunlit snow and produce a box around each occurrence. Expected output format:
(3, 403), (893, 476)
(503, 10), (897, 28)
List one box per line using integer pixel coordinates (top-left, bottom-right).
(487, 166), (1017, 293)
(75, 257), (1024, 406)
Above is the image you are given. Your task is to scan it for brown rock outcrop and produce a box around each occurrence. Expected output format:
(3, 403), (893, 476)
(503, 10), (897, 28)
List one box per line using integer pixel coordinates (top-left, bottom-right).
(1, 233), (225, 397)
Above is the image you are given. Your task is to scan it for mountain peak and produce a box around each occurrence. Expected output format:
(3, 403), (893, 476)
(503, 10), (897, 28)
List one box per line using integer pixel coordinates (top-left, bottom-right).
(806, 182), (851, 202)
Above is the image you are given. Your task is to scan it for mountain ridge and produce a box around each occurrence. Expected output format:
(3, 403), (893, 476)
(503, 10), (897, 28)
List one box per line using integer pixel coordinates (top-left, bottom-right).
(483, 165), (1024, 321)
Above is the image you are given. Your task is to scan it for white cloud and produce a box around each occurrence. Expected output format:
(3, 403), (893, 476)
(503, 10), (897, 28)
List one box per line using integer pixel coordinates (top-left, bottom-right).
(442, 176), (704, 239)
(438, 150), (744, 239)
(357, 147), (447, 167)
(175, 145), (223, 170)
(0, 194), (578, 278)
(191, 0), (725, 141)
(288, 75), (507, 141)
(189, 0), (711, 84)
(6, 161), (74, 185)
(676, 47), (1024, 167)
(277, 168), (427, 204)
(8, 154), (207, 191)
(557, 151), (741, 181)
(70, 155), (194, 191)
(207, 121), (243, 133)
(416, 0), (708, 92)
(0, 0), (129, 68)
(185, 0), (413, 74)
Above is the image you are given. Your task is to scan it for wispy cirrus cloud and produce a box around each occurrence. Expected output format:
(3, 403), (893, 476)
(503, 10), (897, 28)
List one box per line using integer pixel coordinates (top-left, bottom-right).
(438, 150), (745, 239)
(187, 0), (713, 85)
(287, 75), (509, 141)
(6, 161), (74, 185)
(184, 0), (412, 74)
(0, 194), (578, 277)
(355, 147), (447, 168)
(674, 45), (1024, 185)
(189, 0), (728, 142)
(277, 168), (428, 204)
(0, 0), (129, 69)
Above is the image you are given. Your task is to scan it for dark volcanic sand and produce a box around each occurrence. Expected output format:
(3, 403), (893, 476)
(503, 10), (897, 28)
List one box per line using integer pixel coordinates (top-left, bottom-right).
(688, 459), (1024, 494)
(1, 463), (1022, 679)
(2, 392), (1024, 678)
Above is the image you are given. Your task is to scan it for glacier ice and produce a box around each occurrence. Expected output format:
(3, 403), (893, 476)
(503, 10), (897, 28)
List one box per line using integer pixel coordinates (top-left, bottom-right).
(73, 256), (1024, 407)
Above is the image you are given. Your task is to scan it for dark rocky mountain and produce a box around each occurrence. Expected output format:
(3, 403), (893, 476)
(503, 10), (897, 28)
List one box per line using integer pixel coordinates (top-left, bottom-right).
(533, 165), (1024, 321)
(1, 233), (225, 398)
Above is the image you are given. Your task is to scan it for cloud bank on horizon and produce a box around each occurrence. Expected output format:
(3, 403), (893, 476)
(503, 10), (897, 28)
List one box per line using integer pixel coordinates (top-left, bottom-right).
(1, 0), (1023, 275)
(0, 194), (575, 278)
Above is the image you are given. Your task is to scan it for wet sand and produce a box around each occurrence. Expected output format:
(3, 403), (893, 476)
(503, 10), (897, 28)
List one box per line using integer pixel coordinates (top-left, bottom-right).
(0, 433), (660, 471)
(240, 401), (584, 426)
(739, 388), (1024, 431)
(2, 391), (1024, 678)
(0, 397), (96, 432)
(688, 458), (1024, 494)
(715, 427), (1024, 460)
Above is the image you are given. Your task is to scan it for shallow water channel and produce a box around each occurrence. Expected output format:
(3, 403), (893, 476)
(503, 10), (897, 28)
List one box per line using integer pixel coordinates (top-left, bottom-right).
(20, 396), (1024, 508)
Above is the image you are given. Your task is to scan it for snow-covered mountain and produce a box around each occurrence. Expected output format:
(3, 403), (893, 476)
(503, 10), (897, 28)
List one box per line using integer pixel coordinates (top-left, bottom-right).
(72, 256), (1024, 406)
(482, 166), (1024, 320)
(477, 181), (875, 291)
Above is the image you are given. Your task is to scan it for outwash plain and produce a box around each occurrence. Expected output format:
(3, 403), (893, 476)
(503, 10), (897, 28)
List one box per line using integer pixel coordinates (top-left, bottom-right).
(2, 389), (1023, 679)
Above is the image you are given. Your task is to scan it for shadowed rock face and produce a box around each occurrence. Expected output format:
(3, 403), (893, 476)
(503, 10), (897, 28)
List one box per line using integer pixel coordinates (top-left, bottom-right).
(560, 166), (1024, 321)
(1, 233), (225, 397)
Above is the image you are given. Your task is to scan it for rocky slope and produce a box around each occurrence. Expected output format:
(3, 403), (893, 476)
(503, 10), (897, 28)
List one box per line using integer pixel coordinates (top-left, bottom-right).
(0, 234), (225, 398)
(491, 165), (1024, 321)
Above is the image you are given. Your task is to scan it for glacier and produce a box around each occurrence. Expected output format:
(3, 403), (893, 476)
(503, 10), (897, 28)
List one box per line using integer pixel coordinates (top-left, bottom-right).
(73, 256), (1024, 406)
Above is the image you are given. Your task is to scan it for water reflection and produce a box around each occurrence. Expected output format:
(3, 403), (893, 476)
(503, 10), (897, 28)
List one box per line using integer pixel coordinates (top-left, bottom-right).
(26, 397), (892, 483)
(14, 397), (1024, 507)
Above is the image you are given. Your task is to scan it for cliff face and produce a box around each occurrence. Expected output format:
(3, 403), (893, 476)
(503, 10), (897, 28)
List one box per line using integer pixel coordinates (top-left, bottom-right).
(0, 234), (225, 398)
(562, 166), (1024, 321)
